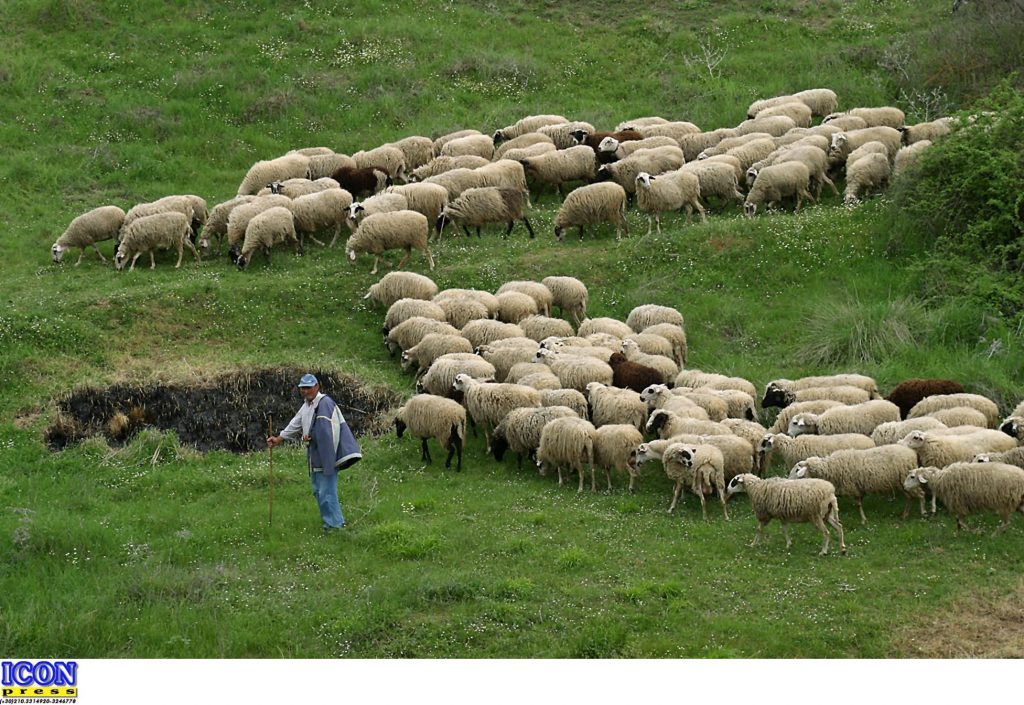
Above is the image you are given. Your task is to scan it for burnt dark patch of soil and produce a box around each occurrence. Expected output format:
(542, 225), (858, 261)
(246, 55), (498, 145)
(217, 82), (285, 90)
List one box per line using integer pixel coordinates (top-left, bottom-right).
(45, 367), (400, 453)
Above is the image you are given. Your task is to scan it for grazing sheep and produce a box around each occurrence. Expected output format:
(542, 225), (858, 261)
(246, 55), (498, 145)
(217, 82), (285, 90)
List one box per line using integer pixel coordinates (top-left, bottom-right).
(642, 324), (688, 367)
(999, 415), (1024, 442)
(553, 182), (629, 241)
(677, 160), (745, 208)
(635, 121), (701, 142)
(386, 316), (462, 356)
(434, 288), (500, 317)
(437, 297), (490, 330)
(383, 298), (447, 339)
(236, 206), (299, 270)
(606, 352), (663, 394)
(762, 375), (880, 408)
(461, 319), (526, 349)
(586, 382), (647, 430)
(826, 107), (905, 129)
(790, 445), (922, 523)
(699, 132), (773, 159)
(754, 145), (838, 199)
(120, 196), (196, 250)
(768, 400), (845, 434)
(51, 205), (125, 265)
(721, 418), (770, 458)
(592, 424), (644, 491)
(678, 128), (739, 162)
(237, 153), (311, 195)
(974, 447), (1024, 470)
(885, 378), (965, 419)
(329, 165), (389, 198)
(386, 183), (450, 237)
(519, 146), (598, 200)
(492, 115), (567, 143)
(432, 129), (483, 155)
(288, 188), (353, 248)
(536, 416), (597, 492)
(306, 153), (357, 180)
(353, 145), (407, 182)
(200, 195), (257, 256)
(615, 116), (668, 131)
(416, 354), (495, 398)
(478, 344), (540, 382)
(540, 276), (588, 327)
(735, 115), (798, 138)
(596, 146), (686, 197)
(437, 187), (534, 239)
(114, 212), (200, 272)
(927, 407), (990, 429)
(345, 210), (434, 275)
(225, 195), (292, 261)
(411, 155), (490, 181)
(674, 370), (755, 399)
(755, 101), (813, 128)
(641, 384), (710, 420)
(495, 291), (539, 324)
(899, 118), (952, 146)
(440, 133), (495, 160)
(899, 429), (1016, 468)
(402, 334), (474, 376)
(727, 474), (846, 555)
(534, 349), (613, 392)
(540, 388), (589, 419)
(634, 170), (705, 234)
(394, 394), (467, 471)
(870, 417), (948, 447)
(665, 432), (756, 480)
(475, 159), (529, 194)
(493, 132), (555, 159)
(677, 443), (732, 519)
(904, 463), (1024, 535)
(518, 315), (574, 342)
(632, 441), (696, 512)
(908, 393), (1000, 428)
(600, 136), (680, 162)
(893, 140), (933, 177)
(516, 370), (562, 391)
(491, 405), (579, 468)
(260, 177), (340, 199)
(620, 339), (678, 384)
(346, 192), (409, 232)
(626, 304), (684, 332)
(577, 317), (633, 339)
(423, 168), (487, 200)
(389, 135), (435, 172)
(646, 408), (730, 439)
(499, 142), (558, 163)
(366, 271), (440, 309)
(683, 387), (757, 421)
(827, 127), (902, 165)
(747, 89), (838, 119)
(788, 400), (901, 437)
(744, 161), (814, 216)
(844, 152), (891, 205)
(452, 374), (543, 449)
(536, 121), (597, 150)
(758, 432), (875, 475)
(845, 141), (890, 169)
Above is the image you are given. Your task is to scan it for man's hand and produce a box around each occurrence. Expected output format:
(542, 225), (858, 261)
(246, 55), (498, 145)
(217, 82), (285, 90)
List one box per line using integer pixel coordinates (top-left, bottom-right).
(267, 435), (283, 448)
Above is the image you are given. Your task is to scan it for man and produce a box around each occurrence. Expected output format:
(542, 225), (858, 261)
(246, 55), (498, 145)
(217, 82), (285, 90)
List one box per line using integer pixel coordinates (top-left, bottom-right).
(267, 373), (362, 531)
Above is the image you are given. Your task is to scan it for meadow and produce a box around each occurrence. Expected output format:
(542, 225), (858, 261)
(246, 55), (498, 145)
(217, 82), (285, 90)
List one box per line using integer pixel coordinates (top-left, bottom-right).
(1, 0), (1023, 658)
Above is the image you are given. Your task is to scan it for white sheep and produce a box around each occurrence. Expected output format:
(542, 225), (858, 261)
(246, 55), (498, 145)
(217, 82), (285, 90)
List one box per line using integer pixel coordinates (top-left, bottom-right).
(646, 408), (729, 439)
(345, 192), (408, 232)
(624, 332), (674, 361)
(540, 276), (588, 327)
(699, 132), (772, 159)
(898, 118), (952, 146)
(553, 182), (629, 241)
(306, 153), (357, 180)
(534, 348), (613, 392)
(461, 320), (525, 349)
(236, 206), (299, 270)
(633, 441), (720, 515)
(499, 142), (558, 163)
(826, 106), (905, 129)
(596, 146), (685, 196)
(789, 445), (922, 523)
(904, 463), (1024, 535)
(727, 474), (846, 555)
(973, 447), (1024, 470)
(354, 144), (407, 182)
(423, 167), (486, 200)
(536, 416), (597, 492)
(677, 160), (745, 208)
(870, 417), (948, 446)
(640, 384), (710, 421)
(678, 128), (739, 162)
(288, 188), (353, 248)
(594, 424), (644, 492)
(490, 405), (579, 468)
(433, 288), (500, 318)
(735, 115), (798, 137)
(674, 369), (755, 398)
(908, 393), (999, 428)
(389, 135), (435, 172)
(475, 159), (529, 194)
(438, 187), (534, 239)
(432, 129), (483, 155)
(827, 127), (902, 165)
(721, 418), (770, 455)
(114, 212), (200, 272)
(452, 374), (542, 451)
(51, 205), (125, 265)
(518, 315), (575, 343)
(641, 324), (688, 367)
(494, 132), (555, 159)
(492, 114), (567, 143)
(237, 153), (310, 195)
(541, 389), (589, 421)
(478, 344), (540, 383)
(843, 152), (891, 205)
(401, 333), (474, 376)
(626, 304), (684, 332)
(758, 432), (875, 475)
(120, 196), (196, 249)
(927, 406), (990, 429)
(259, 177), (340, 199)
(386, 182), (450, 237)
(620, 339), (678, 384)
(634, 171), (705, 235)
(762, 375), (880, 408)
(747, 89), (838, 118)
(600, 136), (680, 162)
(386, 316), (462, 356)
(437, 297), (490, 330)
(636, 121), (701, 141)
(495, 291), (539, 324)
(383, 299), (446, 339)
(394, 394), (467, 471)
(892, 140), (933, 178)
(755, 101), (813, 128)
(586, 382), (647, 431)
(519, 146), (597, 200)
(744, 162), (814, 216)
(440, 133), (495, 160)
(200, 195), (257, 256)
(577, 317), (633, 339)
(415, 354), (496, 398)
(345, 210), (434, 275)
(365, 271), (440, 309)
(788, 400), (901, 437)
(536, 121), (597, 150)
(225, 195), (292, 260)
(615, 116), (668, 131)
(899, 429), (1016, 468)
(411, 155), (490, 182)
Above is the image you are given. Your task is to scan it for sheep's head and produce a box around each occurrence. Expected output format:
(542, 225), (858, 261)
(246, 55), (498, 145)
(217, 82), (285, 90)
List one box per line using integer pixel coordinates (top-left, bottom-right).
(570, 129), (589, 144)
(490, 432), (509, 461)
(268, 181), (283, 195)
(348, 202), (366, 222)
(394, 415), (407, 438)
(584, 381), (604, 399)
(899, 430), (928, 448)
(903, 468), (927, 492)
(696, 150), (709, 160)
(828, 133), (848, 157)
(620, 338), (639, 356)
(51, 242), (65, 263)
(236, 252), (251, 271)
(451, 373), (473, 393)
(646, 409), (669, 434)
(598, 137), (619, 153)
(400, 351), (414, 370)
(635, 172), (653, 189)
(789, 461), (809, 479)
(726, 474), (751, 496)
(638, 383), (666, 403)
(114, 247), (130, 271)
(677, 446), (695, 467)
(787, 413), (815, 437)
(595, 165), (613, 182)
(607, 351), (627, 366)
(999, 417), (1021, 439)
(745, 167), (759, 189)
(535, 456), (547, 476)
(973, 453), (991, 463)
(760, 382), (792, 409)
(743, 201), (758, 218)
(534, 348), (555, 364)
(633, 443), (653, 465)
(758, 433), (775, 453)
(492, 129), (506, 143)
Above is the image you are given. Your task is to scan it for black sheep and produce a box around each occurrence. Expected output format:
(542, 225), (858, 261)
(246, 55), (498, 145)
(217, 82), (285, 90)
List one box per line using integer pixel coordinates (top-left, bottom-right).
(885, 378), (965, 419)
(608, 352), (662, 394)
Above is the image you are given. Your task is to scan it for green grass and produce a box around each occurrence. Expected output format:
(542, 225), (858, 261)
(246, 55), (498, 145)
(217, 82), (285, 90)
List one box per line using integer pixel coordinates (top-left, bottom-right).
(2, 0), (1024, 658)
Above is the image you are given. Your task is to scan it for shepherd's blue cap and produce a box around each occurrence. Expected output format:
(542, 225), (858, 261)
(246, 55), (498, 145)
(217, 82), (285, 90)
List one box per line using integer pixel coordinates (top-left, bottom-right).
(298, 373), (318, 388)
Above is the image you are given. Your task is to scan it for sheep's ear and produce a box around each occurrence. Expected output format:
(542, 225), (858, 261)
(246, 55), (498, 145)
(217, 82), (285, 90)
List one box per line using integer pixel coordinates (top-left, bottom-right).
(917, 474), (928, 485)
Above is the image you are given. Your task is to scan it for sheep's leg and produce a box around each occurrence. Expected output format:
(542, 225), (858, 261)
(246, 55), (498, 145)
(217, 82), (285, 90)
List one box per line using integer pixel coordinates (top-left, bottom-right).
(424, 247), (435, 271)
(628, 472), (636, 493)
(718, 484), (729, 521)
(445, 436), (462, 472)
(91, 244), (108, 263)
(856, 498), (868, 525)
(129, 252), (142, 272)
(175, 242), (185, 268)
(992, 513), (1013, 537)
(420, 438), (431, 464)
(370, 256), (380, 275)
(811, 518), (830, 555)
(148, 251), (156, 269)
(751, 518), (770, 547)
(697, 488), (707, 520)
(521, 217), (536, 239)
(557, 467), (564, 486)
(460, 225), (472, 238)
(645, 215), (653, 237)
(826, 510), (846, 554)
(504, 221), (514, 237)
(75, 247), (86, 266)
(396, 248), (411, 270)
(577, 226), (584, 241)
(956, 516), (980, 533)
(329, 225), (341, 248)
(695, 199), (707, 224)
(579, 463), (586, 493)
(605, 467), (612, 492)
(781, 523), (794, 550)
(668, 480), (683, 513)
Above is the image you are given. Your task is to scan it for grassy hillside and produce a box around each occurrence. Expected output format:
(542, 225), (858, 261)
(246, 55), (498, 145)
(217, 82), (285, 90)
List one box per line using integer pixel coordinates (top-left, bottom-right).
(2, 0), (1023, 658)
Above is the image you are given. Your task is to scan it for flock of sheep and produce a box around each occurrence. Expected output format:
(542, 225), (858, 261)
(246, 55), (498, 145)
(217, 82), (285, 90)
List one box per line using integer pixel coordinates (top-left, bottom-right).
(374, 269), (1024, 555)
(50, 87), (955, 272)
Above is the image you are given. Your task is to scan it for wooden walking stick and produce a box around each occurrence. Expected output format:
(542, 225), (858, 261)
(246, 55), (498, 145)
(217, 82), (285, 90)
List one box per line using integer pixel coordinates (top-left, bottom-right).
(268, 414), (274, 527)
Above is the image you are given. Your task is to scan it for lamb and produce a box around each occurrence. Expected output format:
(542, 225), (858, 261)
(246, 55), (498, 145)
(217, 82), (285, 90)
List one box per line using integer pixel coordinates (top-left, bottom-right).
(577, 317), (633, 339)
(892, 140), (933, 177)
(51, 205), (125, 265)
(634, 171), (706, 234)
(385, 183), (449, 237)
(346, 193), (409, 232)
(826, 107), (905, 129)
(437, 297), (490, 330)
(432, 129), (483, 155)
(288, 188), (353, 248)
(236, 206), (300, 270)
(492, 115), (568, 143)
(394, 394), (467, 472)
(493, 132), (555, 159)
(787, 400), (901, 437)
(536, 417), (597, 492)
(401, 333), (474, 376)
(641, 324), (688, 366)
(553, 182), (629, 241)
(460, 320), (525, 349)
(727, 474), (846, 555)
(490, 405), (579, 469)
(437, 187), (534, 239)
(927, 407), (990, 429)
(870, 417), (948, 446)
(755, 101), (813, 128)
(677, 160), (746, 208)
(744, 162), (815, 216)
(353, 145), (407, 182)
(534, 349), (613, 392)
(439, 134), (494, 160)
(237, 153), (311, 195)
(898, 118), (952, 146)
(345, 210), (434, 275)
(620, 339), (678, 384)
(585, 382), (647, 430)
(626, 304), (684, 332)
(790, 445), (922, 523)
(389, 136), (435, 172)
(908, 393), (1000, 428)
(974, 447), (1024, 470)
(114, 212), (200, 272)
(518, 315), (575, 342)
(365, 271), (440, 309)
(904, 463), (1024, 535)
(415, 354), (495, 398)
(758, 433), (875, 475)
(434, 288), (500, 318)
(199, 195), (257, 256)
(386, 317), (462, 356)
(827, 127), (902, 165)
(596, 147), (686, 197)
(540, 276), (588, 327)
(899, 429), (1017, 468)
(330, 166), (389, 198)
(885, 378), (965, 419)
(536, 121), (597, 150)
(410, 155), (490, 181)
(495, 291), (539, 324)
(519, 146), (597, 200)
(844, 152), (891, 205)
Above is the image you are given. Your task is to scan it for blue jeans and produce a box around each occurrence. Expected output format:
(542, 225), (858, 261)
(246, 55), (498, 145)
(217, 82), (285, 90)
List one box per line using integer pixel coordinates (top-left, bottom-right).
(310, 470), (345, 529)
